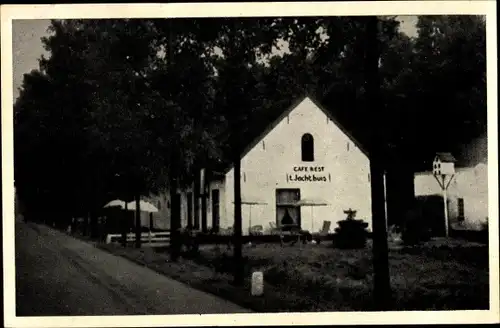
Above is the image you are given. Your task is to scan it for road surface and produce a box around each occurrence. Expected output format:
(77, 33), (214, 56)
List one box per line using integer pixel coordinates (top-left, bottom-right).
(15, 220), (252, 316)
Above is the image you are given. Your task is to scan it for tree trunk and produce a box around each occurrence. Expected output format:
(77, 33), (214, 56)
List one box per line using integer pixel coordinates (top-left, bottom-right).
(365, 16), (392, 310)
(121, 201), (128, 247)
(135, 194), (142, 248)
(90, 211), (97, 239)
(84, 212), (91, 236)
(169, 173), (180, 262)
(167, 18), (181, 261)
(386, 163), (415, 228)
(233, 155), (244, 285)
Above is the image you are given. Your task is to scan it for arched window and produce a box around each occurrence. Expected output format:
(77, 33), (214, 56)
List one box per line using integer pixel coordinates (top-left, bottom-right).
(301, 133), (314, 162)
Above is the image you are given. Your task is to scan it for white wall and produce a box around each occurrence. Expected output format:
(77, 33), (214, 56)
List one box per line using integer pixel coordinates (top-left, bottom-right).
(224, 97), (372, 235)
(414, 163), (488, 230)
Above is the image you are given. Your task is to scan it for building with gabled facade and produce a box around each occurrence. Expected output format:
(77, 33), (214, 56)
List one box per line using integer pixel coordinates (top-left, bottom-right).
(148, 95), (381, 234)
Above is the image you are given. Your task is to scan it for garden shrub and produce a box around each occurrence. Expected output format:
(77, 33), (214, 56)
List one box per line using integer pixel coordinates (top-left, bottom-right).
(264, 264), (290, 285)
(333, 209), (369, 249)
(347, 259), (371, 280)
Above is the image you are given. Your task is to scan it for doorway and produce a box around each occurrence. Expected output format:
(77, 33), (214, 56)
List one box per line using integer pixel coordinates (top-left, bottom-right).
(276, 189), (301, 227)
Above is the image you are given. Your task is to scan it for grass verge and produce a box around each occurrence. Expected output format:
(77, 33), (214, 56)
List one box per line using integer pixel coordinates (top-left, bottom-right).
(96, 243), (322, 312)
(95, 237), (489, 312)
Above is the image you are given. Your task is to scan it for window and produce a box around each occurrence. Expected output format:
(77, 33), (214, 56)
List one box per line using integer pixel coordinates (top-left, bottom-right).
(301, 133), (314, 162)
(276, 189), (301, 228)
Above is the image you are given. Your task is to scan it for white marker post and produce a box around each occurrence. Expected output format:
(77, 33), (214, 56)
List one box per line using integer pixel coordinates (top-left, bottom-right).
(432, 153), (456, 238)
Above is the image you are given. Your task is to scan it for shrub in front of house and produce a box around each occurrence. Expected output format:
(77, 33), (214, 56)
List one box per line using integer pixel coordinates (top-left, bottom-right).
(333, 209), (369, 249)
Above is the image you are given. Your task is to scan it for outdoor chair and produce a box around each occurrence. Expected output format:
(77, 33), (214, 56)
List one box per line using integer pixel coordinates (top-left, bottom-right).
(312, 220), (331, 244)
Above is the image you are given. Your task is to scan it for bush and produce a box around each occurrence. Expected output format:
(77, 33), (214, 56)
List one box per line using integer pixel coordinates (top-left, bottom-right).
(333, 209), (369, 249)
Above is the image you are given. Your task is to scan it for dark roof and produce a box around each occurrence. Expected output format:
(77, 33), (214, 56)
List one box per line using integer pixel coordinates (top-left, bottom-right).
(220, 92), (369, 174)
(434, 152), (457, 163)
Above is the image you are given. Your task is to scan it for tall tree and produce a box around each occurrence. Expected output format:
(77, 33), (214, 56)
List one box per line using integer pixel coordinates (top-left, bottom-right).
(15, 20), (109, 228)
(407, 15), (486, 167)
(210, 18), (285, 285)
(364, 16), (392, 310)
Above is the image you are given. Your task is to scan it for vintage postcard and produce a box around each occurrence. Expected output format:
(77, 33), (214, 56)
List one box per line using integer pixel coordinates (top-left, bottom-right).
(1, 1), (498, 327)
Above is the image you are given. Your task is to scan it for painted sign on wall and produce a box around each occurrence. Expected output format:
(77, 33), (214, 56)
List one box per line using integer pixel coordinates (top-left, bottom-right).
(286, 166), (331, 182)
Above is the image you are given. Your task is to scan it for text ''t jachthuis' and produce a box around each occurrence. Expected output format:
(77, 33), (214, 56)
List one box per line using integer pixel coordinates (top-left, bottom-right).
(286, 166), (331, 183)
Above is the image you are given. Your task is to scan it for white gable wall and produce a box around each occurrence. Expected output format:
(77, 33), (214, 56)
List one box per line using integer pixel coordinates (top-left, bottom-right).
(224, 97), (372, 234)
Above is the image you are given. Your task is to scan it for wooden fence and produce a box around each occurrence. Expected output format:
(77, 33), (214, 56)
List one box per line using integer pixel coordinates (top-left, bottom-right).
(105, 231), (171, 247)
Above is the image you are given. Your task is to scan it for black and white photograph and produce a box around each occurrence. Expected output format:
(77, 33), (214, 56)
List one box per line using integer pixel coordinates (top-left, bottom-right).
(2, 2), (498, 327)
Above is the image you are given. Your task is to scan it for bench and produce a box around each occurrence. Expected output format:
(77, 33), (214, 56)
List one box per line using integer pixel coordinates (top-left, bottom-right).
(105, 231), (171, 247)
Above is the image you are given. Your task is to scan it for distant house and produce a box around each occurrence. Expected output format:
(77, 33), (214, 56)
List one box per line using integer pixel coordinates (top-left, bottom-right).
(414, 135), (488, 231)
(150, 95), (385, 235)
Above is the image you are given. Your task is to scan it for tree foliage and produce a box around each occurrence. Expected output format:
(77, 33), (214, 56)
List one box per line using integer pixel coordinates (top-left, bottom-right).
(14, 15), (486, 230)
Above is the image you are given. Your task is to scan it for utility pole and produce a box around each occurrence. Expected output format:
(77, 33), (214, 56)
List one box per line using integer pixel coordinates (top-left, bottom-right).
(365, 16), (392, 310)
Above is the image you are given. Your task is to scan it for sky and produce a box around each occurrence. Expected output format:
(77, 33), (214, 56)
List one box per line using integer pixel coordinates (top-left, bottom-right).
(12, 16), (418, 101)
